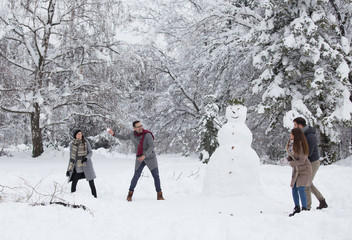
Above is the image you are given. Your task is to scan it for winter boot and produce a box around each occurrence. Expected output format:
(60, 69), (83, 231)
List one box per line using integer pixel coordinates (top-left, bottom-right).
(157, 191), (165, 200)
(289, 206), (301, 217)
(316, 199), (328, 209)
(127, 190), (134, 202)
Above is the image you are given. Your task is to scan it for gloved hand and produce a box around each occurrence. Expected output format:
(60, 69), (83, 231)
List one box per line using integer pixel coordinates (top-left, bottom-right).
(81, 157), (88, 164)
(66, 171), (70, 177)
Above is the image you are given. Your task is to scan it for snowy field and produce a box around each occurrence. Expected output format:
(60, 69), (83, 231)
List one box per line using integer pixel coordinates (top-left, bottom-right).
(0, 146), (352, 240)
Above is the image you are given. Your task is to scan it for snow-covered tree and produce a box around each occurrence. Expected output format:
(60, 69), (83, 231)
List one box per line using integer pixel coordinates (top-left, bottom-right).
(131, 0), (261, 153)
(1, 0), (351, 163)
(249, 0), (352, 163)
(0, 0), (128, 156)
(197, 93), (220, 163)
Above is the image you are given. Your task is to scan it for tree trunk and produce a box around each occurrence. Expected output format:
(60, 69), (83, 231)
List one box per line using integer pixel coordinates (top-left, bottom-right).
(31, 102), (43, 157)
(319, 131), (338, 165)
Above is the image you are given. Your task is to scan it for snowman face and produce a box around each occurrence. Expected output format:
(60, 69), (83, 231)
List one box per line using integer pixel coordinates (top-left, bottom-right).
(226, 105), (247, 123)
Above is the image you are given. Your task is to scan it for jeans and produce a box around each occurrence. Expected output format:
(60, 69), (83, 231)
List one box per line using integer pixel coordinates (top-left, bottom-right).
(129, 161), (161, 192)
(292, 182), (307, 208)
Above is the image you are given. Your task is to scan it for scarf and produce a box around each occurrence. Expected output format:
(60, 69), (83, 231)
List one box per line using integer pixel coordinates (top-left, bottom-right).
(68, 139), (87, 171)
(134, 130), (154, 157)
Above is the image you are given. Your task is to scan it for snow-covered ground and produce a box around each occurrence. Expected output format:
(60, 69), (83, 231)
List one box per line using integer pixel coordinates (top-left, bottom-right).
(0, 146), (351, 240)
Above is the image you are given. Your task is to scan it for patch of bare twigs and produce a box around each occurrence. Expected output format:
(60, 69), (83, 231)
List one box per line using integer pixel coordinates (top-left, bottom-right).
(172, 168), (201, 181)
(31, 201), (91, 213)
(0, 176), (93, 216)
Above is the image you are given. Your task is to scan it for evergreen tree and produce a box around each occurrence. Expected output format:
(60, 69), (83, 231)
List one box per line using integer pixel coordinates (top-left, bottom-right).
(249, 0), (352, 164)
(197, 94), (220, 163)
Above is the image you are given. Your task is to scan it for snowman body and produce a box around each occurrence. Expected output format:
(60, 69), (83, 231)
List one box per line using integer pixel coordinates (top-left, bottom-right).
(203, 104), (261, 196)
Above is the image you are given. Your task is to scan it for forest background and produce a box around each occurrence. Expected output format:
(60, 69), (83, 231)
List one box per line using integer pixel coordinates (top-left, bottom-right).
(1, 0), (352, 164)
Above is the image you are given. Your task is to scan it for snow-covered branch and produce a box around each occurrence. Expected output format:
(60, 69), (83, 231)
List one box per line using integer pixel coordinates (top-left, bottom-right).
(0, 87), (35, 92)
(0, 52), (34, 72)
(328, 0), (346, 36)
(53, 100), (107, 111)
(0, 106), (31, 115)
(158, 66), (200, 113)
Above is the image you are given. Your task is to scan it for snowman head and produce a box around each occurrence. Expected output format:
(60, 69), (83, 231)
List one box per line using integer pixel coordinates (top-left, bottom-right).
(226, 104), (247, 123)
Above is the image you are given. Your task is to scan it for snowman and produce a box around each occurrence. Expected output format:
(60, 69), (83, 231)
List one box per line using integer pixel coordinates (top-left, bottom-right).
(203, 103), (261, 197)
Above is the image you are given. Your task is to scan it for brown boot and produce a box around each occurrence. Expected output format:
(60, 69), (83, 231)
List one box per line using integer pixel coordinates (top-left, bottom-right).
(157, 191), (165, 200)
(127, 190), (133, 202)
(316, 199), (328, 209)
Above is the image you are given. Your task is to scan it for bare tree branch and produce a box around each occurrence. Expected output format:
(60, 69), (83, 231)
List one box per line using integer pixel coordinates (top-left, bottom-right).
(0, 52), (34, 72)
(157, 65), (200, 113)
(0, 87), (35, 92)
(0, 106), (31, 115)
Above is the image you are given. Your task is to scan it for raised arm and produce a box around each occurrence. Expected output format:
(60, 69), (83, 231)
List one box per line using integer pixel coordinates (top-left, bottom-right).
(108, 128), (131, 141)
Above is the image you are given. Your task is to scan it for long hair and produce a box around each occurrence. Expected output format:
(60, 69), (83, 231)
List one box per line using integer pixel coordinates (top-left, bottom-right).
(291, 128), (309, 155)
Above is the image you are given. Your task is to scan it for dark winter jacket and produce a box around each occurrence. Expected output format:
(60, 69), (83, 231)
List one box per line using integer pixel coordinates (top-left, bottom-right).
(114, 131), (158, 171)
(302, 126), (320, 162)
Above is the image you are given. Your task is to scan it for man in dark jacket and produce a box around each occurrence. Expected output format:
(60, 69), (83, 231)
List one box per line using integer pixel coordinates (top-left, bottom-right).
(108, 120), (165, 202)
(293, 117), (328, 210)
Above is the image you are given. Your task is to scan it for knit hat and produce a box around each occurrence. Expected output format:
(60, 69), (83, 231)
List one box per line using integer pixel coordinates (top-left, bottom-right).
(72, 129), (82, 139)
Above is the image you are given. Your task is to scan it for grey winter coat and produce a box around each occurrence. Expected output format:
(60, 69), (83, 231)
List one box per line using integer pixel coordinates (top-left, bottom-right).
(302, 126), (320, 162)
(114, 131), (158, 171)
(67, 139), (96, 182)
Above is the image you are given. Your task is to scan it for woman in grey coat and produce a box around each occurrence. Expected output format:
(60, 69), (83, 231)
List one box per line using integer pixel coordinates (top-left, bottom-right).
(66, 129), (97, 198)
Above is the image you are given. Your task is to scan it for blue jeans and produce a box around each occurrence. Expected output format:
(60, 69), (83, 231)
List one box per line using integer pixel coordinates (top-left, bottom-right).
(292, 182), (307, 208)
(129, 161), (162, 192)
